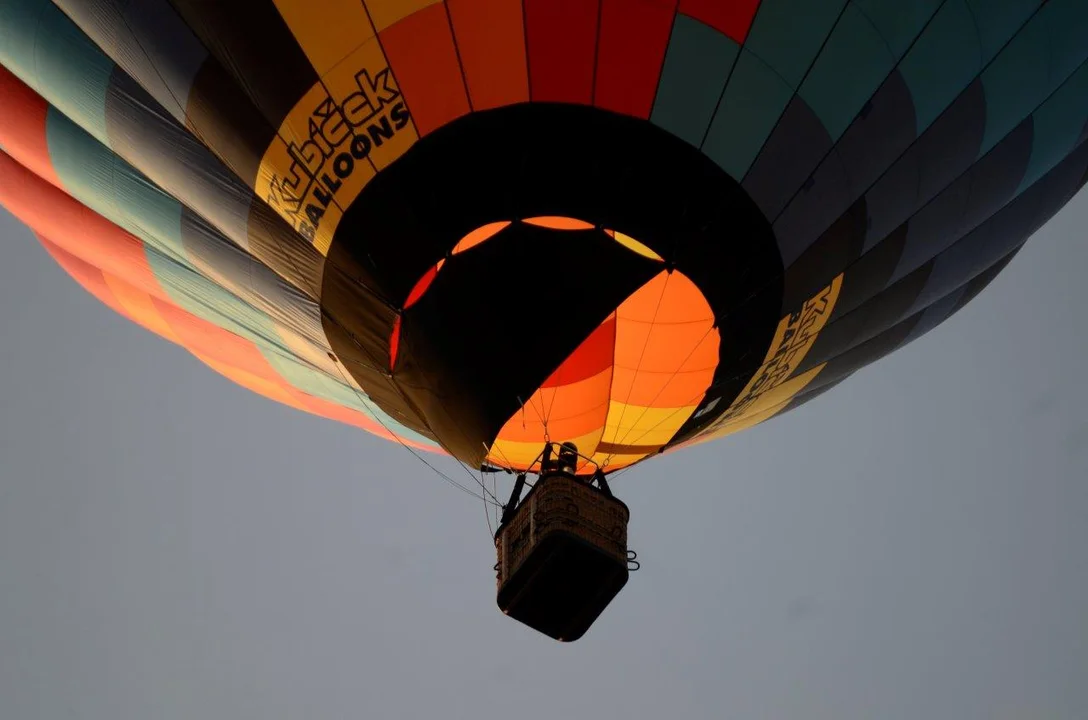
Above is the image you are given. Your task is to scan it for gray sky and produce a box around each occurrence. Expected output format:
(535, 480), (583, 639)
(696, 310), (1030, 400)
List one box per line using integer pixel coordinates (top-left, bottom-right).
(1, 189), (1086, 720)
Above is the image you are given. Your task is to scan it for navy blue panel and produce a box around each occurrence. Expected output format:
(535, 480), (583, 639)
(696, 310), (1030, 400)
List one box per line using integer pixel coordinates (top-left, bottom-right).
(916, 140), (1088, 312)
(947, 250), (1019, 316)
(865, 79), (987, 251)
(892, 116), (1034, 283)
(775, 71), (918, 267)
(773, 146), (852, 267)
(797, 262), (931, 376)
(743, 97), (832, 222)
(780, 375), (848, 414)
(901, 285), (966, 345)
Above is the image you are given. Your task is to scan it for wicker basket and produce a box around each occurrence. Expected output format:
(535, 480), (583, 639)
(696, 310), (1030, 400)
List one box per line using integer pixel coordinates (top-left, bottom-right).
(494, 473), (630, 641)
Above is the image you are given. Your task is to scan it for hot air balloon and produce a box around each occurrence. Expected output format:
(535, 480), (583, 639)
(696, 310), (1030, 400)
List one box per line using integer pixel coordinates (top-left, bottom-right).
(2, 0), (1087, 640)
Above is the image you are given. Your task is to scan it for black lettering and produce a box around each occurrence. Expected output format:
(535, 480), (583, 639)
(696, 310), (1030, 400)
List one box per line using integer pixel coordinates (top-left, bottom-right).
(367, 116), (394, 146)
(332, 152), (354, 179)
(298, 221), (316, 241)
(321, 173), (342, 194)
(391, 101), (410, 130)
(313, 184), (333, 208)
(305, 203), (325, 226)
(350, 133), (372, 159)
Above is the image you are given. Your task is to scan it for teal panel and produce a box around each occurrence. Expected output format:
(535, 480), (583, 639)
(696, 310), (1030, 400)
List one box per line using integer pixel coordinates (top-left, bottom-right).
(143, 249), (285, 355)
(45, 108), (189, 267)
(799, 4), (894, 140)
(0, 0), (112, 145)
(1017, 62), (1088, 192)
(701, 49), (793, 179)
(1043, 0), (1088, 86)
(650, 15), (739, 147)
(44, 108), (299, 377)
(744, 0), (848, 88)
(966, 0), (1042, 65)
(852, 0), (943, 57)
(898, 0), (982, 131)
(263, 352), (432, 444)
(980, 0), (1088, 155)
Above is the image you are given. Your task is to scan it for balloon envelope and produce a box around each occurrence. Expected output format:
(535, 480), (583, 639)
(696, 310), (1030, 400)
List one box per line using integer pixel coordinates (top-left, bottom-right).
(1, 0), (1086, 474)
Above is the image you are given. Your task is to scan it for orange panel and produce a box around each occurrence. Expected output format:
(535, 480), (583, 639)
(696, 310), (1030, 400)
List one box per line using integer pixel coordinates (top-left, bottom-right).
(617, 269), (715, 323)
(614, 319), (718, 374)
(524, 216), (595, 230)
(0, 152), (164, 299)
(497, 366), (614, 443)
(301, 393), (438, 451)
(447, 0), (530, 110)
(380, 3), (470, 136)
(102, 274), (184, 345)
(452, 221), (509, 253)
(196, 353), (310, 412)
(152, 299), (287, 386)
(610, 365), (715, 408)
(35, 234), (143, 328)
(0, 67), (62, 189)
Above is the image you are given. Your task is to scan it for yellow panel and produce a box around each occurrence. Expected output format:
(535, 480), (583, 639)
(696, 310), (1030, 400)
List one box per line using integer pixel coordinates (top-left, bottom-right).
(273, 0), (377, 74)
(365, 0), (443, 32)
(697, 365), (825, 441)
(696, 274), (843, 439)
(254, 35), (417, 256)
(601, 401), (700, 447)
(320, 40), (419, 170)
(590, 452), (645, 472)
(612, 230), (663, 261)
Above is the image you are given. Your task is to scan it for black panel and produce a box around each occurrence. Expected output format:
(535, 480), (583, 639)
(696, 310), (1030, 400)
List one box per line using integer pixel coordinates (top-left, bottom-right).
(186, 60), (276, 182)
(323, 103), (784, 467)
(798, 262), (932, 375)
(814, 313), (922, 388)
(782, 196), (868, 312)
(167, 0), (317, 127)
(836, 71), (919, 198)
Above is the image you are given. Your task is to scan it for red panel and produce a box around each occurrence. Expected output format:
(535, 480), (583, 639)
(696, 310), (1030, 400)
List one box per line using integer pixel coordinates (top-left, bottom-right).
(380, 3), (471, 135)
(679, 0), (761, 43)
(389, 314), (402, 368)
(0, 66), (63, 189)
(404, 263), (439, 309)
(541, 314), (617, 388)
(595, 0), (677, 118)
(447, 0), (530, 110)
(0, 152), (163, 298)
(524, 0), (599, 104)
